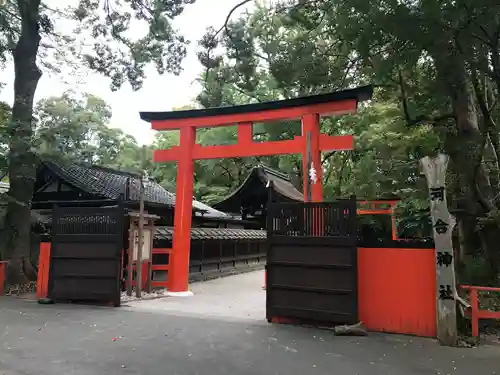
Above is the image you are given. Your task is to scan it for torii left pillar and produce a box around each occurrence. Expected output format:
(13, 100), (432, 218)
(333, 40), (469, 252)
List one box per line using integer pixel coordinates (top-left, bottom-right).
(169, 126), (196, 295)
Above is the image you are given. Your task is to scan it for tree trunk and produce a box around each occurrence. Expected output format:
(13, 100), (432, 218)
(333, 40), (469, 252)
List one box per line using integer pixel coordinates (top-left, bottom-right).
(4, 0), (43, 285)
(431, 44), (500, 283)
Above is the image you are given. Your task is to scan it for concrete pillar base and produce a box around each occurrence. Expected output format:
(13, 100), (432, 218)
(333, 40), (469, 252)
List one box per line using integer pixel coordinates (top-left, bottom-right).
(166, 291), (194, 297)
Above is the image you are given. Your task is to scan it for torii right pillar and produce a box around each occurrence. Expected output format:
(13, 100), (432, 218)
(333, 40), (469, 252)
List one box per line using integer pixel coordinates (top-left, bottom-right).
(301, 113), (323, 202)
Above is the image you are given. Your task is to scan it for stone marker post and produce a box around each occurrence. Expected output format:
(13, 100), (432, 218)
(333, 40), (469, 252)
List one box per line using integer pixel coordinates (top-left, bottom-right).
(420, 154), (457, 346)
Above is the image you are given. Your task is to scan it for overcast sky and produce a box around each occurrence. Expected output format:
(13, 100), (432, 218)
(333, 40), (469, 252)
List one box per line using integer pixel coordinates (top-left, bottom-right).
(0, 0), (252, 145)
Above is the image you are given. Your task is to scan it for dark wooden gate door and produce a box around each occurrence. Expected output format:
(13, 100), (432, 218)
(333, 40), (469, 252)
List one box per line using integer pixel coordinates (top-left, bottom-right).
(48, 204), (124, 306)
(266, 199), (358, 325)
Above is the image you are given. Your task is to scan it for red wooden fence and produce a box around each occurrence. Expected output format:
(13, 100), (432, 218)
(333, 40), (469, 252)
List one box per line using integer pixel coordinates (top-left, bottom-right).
(461, 285), (500, 337)
(358, 247), (437, 337)
(36, 243), (172, 298)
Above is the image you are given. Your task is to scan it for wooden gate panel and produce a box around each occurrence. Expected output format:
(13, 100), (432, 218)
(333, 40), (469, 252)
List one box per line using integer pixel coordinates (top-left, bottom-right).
(270, 266), (355, 291)
(49, 204), (123, 306)
(51, 256), (119, 276)
(268, 241), (354, 266)
(266, 199), (358, 325)
(268, 290), (356, 321)
(50, 241), (119, 258)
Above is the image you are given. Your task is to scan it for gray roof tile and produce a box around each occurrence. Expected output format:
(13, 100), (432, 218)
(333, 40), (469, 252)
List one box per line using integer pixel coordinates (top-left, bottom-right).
(43, 162), (228, 218)
(155, 226), (266, 241)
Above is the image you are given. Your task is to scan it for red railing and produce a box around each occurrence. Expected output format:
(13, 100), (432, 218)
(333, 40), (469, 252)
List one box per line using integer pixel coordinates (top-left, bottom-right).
(357, 200), (399, 240)
(461, 285), (500, 337)
(127, 248), (171, 289)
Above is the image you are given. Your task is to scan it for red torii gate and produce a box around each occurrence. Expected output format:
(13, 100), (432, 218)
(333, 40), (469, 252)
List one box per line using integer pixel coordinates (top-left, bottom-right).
(140, 85), (373, 293)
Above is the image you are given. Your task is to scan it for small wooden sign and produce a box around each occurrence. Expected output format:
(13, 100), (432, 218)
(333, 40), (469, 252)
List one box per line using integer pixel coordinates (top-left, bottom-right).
(132, 228), (152, 262)
(420, 154), (457, 346)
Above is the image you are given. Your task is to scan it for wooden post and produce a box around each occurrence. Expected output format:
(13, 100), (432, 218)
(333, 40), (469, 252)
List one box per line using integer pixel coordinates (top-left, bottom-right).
(146, 221), (154, 293)
(305, 130), (312, 203)
(302, 113), (323, 202)
(126, 221), (135, 297)
(420, 154), (457, 346)
(135, 146), (146, 298)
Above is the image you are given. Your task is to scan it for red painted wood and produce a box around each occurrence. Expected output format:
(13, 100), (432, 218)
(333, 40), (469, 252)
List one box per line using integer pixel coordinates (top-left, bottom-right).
(193, 138), (303, 159)
(0, 261), (7, 295)
(358, 247), (437, 338)
(237, 122), (253, 145)
(319, 133), (354, 151)
(461, 285), (500, 292)
(470, 289), (479, 337)
(478, 310), (500, 319)
(169, 126), (196, 292)
(152, 248), (172, 254)
(36, 243), (51, 298)
(357, 209), (393, 215)
(301, 113), (323, 202)
(141, 261), (148, 290)
(154, 135), (354, 162)
(152, 281), (169, 287)
(461, 285), (500, 337)
(151, 99), (357, 130)
(357, 200), (399, 240)
(391, 215), (397, 240)
(152, 265), (170, 271)
(358, 200), (399, 205)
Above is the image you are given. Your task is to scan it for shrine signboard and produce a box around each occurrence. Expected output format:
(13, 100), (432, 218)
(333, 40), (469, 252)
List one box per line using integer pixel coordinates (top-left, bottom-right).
(420, 154), (457, 346)
(131, 227), (152, 262)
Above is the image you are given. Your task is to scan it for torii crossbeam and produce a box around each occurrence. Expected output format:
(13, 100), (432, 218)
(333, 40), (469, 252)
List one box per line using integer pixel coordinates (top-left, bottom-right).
(140, 85), (373, 293)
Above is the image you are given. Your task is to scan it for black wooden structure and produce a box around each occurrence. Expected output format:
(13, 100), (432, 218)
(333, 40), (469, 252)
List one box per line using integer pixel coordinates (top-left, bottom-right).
(48, 203), (124, 306)
(266, 199), (358, 325)
(32, 161), (247, 228)
(213, 165), (303, 228)
(153, 227), (267, 282)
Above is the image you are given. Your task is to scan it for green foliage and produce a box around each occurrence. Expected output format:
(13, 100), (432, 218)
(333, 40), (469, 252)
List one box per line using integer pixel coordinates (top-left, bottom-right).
(35, 93), (111, 162)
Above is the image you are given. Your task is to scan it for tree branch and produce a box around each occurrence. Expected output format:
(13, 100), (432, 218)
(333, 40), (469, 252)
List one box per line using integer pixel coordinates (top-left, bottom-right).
(202, 0), (253, 81)
(219, 164), (233, 182)
(214, 0), (253, 42)
(398, 69), (454, 126)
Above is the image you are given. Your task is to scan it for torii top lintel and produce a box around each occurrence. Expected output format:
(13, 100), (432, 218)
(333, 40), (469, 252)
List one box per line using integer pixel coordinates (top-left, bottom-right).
(140, 85), (373, 129)
(140, 85), (372, 162)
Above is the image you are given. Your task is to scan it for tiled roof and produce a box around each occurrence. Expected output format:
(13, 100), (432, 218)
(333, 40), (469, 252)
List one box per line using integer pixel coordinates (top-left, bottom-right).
(258, 165), (303, 201)
(42, 161), (228, 218)
(213, 164), (303, 212)
(155, 226), (267, 241)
